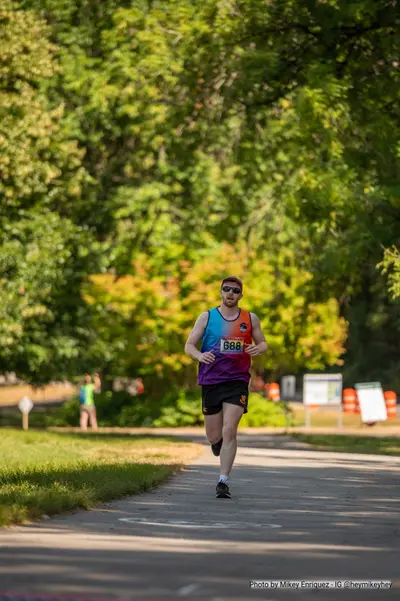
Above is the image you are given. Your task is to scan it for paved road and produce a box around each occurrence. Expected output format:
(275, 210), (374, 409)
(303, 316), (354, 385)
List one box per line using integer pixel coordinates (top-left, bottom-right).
(1, 434), (399, 601)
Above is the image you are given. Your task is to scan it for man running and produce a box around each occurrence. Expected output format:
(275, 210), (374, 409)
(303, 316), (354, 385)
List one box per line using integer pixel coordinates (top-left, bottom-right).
(185, 276), (268, 499)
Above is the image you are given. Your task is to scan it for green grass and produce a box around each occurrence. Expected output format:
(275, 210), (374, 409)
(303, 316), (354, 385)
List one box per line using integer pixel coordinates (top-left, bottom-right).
(289, 403), (400, 428)
(292, 433), (400, 456)
(0, 429), (202, 527)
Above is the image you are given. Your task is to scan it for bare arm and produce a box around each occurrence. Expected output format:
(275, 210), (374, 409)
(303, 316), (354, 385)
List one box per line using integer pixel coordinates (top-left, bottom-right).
(184, 312), (215, 364)
(245, 313), (268, 356)
(94, 373), (101, 393)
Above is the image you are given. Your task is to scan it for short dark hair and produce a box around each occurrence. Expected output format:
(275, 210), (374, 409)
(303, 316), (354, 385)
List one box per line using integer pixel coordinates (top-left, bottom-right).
(221, 276), (243, 291)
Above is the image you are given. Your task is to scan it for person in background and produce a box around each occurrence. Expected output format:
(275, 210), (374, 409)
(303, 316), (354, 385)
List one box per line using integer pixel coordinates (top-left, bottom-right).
(79, 372), (101, 430)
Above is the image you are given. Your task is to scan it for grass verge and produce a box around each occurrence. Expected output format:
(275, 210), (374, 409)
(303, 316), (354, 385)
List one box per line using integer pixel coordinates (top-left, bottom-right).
(288, 403), (400, 428)
(292, 433), (400, 456)
(0, 429), (203, 527)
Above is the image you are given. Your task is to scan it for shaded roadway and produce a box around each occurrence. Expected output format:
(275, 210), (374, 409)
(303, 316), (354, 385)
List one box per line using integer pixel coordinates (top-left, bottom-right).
(0, 432), (399, 601)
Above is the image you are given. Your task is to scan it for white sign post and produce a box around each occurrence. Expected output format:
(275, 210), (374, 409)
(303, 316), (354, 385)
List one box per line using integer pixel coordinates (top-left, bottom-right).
(355, 382), (387, 424)
(303, 374), (343, 428)
(18, 396), (34, 431)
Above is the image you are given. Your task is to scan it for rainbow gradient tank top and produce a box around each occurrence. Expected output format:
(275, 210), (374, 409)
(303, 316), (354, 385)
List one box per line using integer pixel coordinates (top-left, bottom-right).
(198, 307), (253, 386)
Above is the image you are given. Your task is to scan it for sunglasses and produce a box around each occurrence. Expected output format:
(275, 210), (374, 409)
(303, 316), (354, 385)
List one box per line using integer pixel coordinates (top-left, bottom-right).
(221, 285), (241, 294)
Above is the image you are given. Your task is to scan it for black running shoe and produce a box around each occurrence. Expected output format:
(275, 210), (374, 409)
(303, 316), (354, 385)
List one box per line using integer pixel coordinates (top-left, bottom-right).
(211, 437), (223, 457)
(216, 482), (231, 499)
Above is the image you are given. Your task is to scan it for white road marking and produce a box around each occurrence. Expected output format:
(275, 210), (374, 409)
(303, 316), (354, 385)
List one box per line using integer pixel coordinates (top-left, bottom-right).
(119, 517), (282, 529)
(178, 583), (200, 595)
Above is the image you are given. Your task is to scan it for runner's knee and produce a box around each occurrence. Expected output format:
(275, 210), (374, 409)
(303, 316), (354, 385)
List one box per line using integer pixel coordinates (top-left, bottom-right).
(206, 424), (222, 444)
(222, 423), (238, 442)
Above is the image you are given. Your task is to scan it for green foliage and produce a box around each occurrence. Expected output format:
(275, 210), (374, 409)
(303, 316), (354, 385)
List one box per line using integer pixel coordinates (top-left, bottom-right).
(240, 396), (291, 428)
(153, 392), (292, 428)
(40, 390), (293, 429)
(0, 0), (86, 220)
(379, 247), (400, 301)
(44, 399), (80, 427)
(153, 390), (204, 428)
(0, 0), (102, 383)
(96, 391), (170, 428)
(2, 0), (400, 390)
(86, 244), (347, 392)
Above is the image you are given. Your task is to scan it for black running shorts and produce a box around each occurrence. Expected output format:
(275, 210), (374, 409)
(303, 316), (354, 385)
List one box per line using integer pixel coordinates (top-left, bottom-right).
(201, 380), (249, 415)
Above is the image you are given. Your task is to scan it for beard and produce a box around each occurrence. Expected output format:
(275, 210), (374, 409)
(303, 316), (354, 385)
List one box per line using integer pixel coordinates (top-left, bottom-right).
(222, 297), (238, 307)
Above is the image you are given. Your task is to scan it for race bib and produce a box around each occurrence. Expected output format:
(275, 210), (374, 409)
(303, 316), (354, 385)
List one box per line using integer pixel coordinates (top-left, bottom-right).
(220, 337), (245, 354)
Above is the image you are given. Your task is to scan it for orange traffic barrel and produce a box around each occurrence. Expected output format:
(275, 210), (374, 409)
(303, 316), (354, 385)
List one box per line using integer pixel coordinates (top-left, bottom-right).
(343, 388), (357, 413)
(266, 382), (280, 401)
(384, 391), (397, 419)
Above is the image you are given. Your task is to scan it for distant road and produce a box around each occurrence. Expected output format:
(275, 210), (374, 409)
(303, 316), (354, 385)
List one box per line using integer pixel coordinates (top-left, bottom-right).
(0, 383), (76, 408)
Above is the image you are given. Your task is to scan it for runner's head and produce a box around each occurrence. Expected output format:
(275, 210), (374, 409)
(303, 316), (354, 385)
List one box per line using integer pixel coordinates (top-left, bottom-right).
(84, 373), (92, 384)
(220, 276), (243, 308)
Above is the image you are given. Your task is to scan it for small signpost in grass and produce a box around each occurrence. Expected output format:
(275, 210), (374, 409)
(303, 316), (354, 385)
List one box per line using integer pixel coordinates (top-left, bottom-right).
(18, 396), (34, 430)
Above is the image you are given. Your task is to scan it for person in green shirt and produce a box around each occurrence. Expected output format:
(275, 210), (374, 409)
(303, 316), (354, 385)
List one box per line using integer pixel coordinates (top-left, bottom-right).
(79, 373), (101, 430)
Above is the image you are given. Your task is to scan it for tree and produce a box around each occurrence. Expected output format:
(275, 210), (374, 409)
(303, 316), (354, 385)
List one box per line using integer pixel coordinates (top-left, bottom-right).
(84, 243), (346, 394)
(0, 0), (101, 382)
(6, 0), (398, 388)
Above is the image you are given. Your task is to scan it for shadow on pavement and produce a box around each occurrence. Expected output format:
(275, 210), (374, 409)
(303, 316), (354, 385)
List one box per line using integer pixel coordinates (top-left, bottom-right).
(0, 456), (399, 600)
(1, 431), (399, 601)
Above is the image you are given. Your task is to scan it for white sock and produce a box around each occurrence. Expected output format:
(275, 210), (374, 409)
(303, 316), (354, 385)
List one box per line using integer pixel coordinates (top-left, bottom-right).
(218, 475), (229, 484)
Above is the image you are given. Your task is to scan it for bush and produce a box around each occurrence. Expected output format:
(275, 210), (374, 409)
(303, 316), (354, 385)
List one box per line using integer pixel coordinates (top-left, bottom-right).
(42, 389), (182, 428)
(94, 390), (139, 425)
(44, 399), (80, 426)
(153, 390), (204, 427)
(154, 391), (293, 428)
(42, 391), (155, 427)
(239, 394), (292, 428)
(36, 389), (293, 428)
